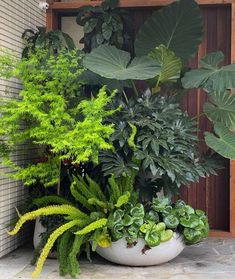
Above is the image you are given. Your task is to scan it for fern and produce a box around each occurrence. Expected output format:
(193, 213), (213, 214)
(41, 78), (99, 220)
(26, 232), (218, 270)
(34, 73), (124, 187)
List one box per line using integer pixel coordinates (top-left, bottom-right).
(58, 230), (74, 276)
(72, 175), (94, 200)
(85, 174), (106, 202)
(75, 218), (107, 235)
(108, 175), (121, 203)
(88, 198), (110, 211)
(32, 220), (80, 279)
(7, 205), (88, 236)
(33, 196), (73, 207)
(70, 181), (95, 211)
(68, 235), (85, 278)
(115, 192), (130, 208)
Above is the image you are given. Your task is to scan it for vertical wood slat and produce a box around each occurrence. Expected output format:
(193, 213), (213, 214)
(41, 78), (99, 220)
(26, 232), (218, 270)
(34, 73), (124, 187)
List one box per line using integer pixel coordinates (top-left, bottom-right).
(230, 4), (235, 237)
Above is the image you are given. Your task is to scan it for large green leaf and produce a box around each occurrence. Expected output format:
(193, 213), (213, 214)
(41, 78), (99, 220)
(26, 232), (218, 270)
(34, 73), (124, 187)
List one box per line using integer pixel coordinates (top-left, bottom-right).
(84, 45), (160, 80)
(149, 45), (182, 84)
(205, 124), (235, 159)
(204, 91), (235, 130)
(134, 0), (203, 60)
(182, 52), (235, 92)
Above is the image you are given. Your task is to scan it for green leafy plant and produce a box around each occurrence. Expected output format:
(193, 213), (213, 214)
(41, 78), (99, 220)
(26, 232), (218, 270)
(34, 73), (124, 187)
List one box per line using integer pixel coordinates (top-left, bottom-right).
(8, 173), (137, 278)
(76, 0), (133, 50)
(99, 93), (218, 198)
(21, 27), (75, 58)
(0, 49), (117, 187)
(84, 0), (235, 160)
(9, 172), (208, 278)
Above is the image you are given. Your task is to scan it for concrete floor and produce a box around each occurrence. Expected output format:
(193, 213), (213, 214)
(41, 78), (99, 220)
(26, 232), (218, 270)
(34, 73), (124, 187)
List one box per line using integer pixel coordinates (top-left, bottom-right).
(0, 238), (235, 279)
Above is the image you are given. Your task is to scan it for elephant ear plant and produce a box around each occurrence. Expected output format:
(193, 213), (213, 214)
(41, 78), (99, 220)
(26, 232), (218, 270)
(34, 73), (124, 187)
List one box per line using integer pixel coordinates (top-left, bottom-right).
(84, 0), (235, 199)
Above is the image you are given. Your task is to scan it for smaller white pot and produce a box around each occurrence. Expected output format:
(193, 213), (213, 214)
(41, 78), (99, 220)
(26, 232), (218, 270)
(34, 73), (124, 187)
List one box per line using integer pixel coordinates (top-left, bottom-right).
(33, 217), (46, 249)
(96, 233), (184, 266)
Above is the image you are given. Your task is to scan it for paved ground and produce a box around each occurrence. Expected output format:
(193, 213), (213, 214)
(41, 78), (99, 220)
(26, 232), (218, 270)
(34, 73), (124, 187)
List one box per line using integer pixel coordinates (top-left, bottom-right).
(0, 238), (235, 279)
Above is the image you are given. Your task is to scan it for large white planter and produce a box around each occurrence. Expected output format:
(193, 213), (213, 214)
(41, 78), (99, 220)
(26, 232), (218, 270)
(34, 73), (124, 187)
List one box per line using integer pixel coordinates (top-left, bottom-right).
(96, 233), (184, 266)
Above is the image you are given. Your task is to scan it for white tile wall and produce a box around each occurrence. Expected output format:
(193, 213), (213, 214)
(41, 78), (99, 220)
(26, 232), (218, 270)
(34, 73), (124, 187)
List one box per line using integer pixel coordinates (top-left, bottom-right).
(0, 0), (45, 258)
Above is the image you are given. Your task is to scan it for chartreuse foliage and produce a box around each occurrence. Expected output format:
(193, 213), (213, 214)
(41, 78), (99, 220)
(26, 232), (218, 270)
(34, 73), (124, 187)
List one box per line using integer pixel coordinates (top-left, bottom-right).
(0, 49), (117, 186)
(8, 173), (137, 278)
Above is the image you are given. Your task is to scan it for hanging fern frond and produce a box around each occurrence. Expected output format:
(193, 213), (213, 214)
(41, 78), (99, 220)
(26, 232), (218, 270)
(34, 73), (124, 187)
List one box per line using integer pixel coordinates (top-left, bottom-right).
(7, 205), (88, 236)
(58, 230), (74, 276)
(33, 196), (73, 208)
(74, 218), (108, 235)
(32, 220), (80, 279)
(68, 235), (85, 278)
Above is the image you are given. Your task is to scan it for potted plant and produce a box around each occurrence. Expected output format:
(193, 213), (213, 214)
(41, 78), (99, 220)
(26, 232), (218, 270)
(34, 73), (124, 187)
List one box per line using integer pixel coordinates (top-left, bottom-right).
(1, 0), (235, 278)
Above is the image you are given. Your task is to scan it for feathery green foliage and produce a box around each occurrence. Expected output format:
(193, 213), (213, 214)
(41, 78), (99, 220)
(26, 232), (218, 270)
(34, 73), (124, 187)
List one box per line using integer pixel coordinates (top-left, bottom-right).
(0, 49), (117, 187)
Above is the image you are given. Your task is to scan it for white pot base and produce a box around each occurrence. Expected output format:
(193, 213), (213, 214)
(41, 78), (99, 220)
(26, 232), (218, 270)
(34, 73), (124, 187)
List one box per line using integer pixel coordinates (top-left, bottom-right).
(96, 233), (185, 266)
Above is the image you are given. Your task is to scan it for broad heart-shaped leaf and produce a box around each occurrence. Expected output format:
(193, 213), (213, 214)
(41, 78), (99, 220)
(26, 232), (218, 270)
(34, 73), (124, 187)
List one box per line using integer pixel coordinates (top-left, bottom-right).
(204, 91), (235, 130)
(149, 45), (182, 84)
(205, 124), (235, 159)
(134, 0), (203, 60)
(83, 45), (161, 80)
(182, 52), (235, 92)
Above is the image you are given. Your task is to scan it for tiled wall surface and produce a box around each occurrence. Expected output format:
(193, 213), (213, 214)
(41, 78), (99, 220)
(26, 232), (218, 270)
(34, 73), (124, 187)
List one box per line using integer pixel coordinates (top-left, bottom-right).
(0, 0), (45, 258)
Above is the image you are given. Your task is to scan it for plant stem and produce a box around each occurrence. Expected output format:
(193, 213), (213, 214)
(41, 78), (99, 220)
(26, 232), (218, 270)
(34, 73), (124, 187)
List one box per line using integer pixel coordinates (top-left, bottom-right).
(57, 158), (61, 196)
(191, 113), (205, 120)
(122, 90), (129, 103)
(131, 80), (139, 97)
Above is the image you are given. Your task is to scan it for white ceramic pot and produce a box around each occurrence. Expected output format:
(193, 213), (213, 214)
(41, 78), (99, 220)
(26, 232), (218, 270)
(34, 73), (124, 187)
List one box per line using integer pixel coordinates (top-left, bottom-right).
(33, 218), (57, 258)
(33, 217), (46, 249)
(96, 233), (184, 266)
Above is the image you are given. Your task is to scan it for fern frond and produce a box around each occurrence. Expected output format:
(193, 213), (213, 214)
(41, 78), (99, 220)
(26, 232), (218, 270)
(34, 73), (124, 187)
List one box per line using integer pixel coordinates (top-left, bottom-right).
(70, 182), (95, 211)
(108, 175), (121, 203)
(58, 230), (73, 276)
(88, 198), (108, 210)
(74, 218), (107, 235)
(32, 220), (79, 279)
(85, 174), (106, 202)
(73, 175), (94, 199)
(68, 235), (85, 278)
(115, 192), (130, 208)
(33, 196), (73, 207)
(7, 205), (88, 236)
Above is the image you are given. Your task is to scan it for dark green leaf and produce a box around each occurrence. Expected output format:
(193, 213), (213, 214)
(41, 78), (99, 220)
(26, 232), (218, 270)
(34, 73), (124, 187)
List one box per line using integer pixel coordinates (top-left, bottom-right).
(135, 0), (203, 60)
(205, 124), (235, 159)
(204, 91), (235, 130)
(84, 45), (161, 80)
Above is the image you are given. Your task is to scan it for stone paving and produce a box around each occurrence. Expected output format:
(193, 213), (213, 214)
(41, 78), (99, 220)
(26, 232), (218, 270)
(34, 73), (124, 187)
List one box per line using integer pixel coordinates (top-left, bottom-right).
(0, 238), (235, 279)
